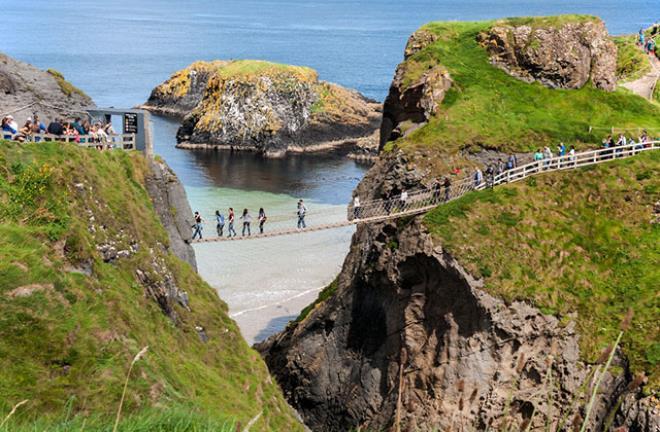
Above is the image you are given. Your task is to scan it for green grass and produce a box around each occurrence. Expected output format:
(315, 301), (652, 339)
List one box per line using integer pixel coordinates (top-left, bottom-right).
(424, 151), (660, 389)
(393, 19), (660, 158)
(613, 35), (652, 82)
(294, 278), (338, 324)
(46, 69), (89, 99)
(1, 405), (236, 432)
(498, 14), (598, 28)
(216, 59), (317, 82)
(0, 141), (302, 430)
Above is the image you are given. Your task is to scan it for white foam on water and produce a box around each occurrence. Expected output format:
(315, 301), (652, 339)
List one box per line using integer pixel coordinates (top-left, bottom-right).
(189, 185), (354, 343)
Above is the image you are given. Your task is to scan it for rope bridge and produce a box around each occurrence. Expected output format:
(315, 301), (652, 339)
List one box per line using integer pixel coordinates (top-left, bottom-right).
(192, 141), (659, 244)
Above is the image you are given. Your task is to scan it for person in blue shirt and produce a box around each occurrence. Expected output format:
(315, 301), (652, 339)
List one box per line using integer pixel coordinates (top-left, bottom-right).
(215, 210), (225, 237)
(557, 142), (566, 156)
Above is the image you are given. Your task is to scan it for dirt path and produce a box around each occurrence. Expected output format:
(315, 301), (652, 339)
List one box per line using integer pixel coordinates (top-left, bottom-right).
(621, 51), (659, 100)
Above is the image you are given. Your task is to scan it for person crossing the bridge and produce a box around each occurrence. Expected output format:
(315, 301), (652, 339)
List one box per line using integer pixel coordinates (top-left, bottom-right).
(473, 168), (483, 187)
(443, 176), (451, 202)
(215, 210), (225, 237)
(399, 189), (408, 210)
(192, 211), (204, 240)
(297, 199), (307, 229)
(227, 208), (237, 237)
(353, 196), (361, 219)
(240, 208), (252, 236)
(432, 179), (442, 203)
(258, 208), (267, 234)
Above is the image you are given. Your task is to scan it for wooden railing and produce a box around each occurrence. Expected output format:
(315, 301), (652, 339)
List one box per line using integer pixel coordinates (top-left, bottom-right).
(488, 141), (658, 188)
(1, 132), (136, 150)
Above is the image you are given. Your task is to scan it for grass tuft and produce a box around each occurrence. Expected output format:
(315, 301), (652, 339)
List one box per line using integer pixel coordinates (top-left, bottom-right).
(46, 69), (89, 99)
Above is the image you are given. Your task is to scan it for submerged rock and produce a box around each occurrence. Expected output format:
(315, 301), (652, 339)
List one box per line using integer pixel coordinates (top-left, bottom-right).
(478, 16), (617, 91)
(142, 60), (381, 157)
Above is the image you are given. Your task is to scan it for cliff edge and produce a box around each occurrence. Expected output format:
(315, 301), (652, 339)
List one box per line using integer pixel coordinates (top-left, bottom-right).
(0, 52), (93, 121)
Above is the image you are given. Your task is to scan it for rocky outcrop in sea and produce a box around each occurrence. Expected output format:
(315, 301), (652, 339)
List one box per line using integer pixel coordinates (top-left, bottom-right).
(141, 60), (381, 158)
(257, 17), (656, 432)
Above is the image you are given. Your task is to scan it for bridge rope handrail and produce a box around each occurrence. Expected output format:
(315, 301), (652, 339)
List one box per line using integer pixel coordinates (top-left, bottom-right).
(193, 140), (659, 243)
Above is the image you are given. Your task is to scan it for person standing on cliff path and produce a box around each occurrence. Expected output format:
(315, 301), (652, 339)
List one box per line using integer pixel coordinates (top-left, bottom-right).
(258, 208), (267, 234)
(297, 199), (307, 229)
(227, 207), (237, 237)
(192, 211), (204, 240)
(215, 210), (225, 237)
(473, 168), (483, 188)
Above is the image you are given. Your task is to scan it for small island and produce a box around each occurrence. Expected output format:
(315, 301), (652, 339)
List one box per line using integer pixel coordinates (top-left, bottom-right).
(141, 60), (382, 158)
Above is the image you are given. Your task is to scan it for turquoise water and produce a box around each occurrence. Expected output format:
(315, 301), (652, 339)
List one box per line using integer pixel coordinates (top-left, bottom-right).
(151, 115), (362, 342)
(4, 0), (656, 342)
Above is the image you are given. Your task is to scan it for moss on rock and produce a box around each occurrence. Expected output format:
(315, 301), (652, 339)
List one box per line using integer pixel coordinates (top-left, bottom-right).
(46, 68), (89, 98)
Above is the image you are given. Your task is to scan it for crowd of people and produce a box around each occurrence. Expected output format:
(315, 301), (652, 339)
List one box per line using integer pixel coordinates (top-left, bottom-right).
(1, 112), (117, 147)
(191, 199), (308, 240)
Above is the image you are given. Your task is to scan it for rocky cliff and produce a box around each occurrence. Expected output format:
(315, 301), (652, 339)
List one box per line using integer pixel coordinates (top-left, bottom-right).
(259, 15), (659, 432)
(478, 16), (617, 91)
(142, 60), (381, 158)
(259, 151), (659, 432)
(144, 159), (197, 270)
(378, 17), (657, 169)
(0, 52), (93, 122)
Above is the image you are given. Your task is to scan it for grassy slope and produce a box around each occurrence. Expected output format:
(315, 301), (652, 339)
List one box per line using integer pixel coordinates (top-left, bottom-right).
(424, 151), (660, 389)
(391, 18), (660, 157)
(46, 69), (89, 99)
(0, 142), (302, 430)
(613, 35), (652, 82)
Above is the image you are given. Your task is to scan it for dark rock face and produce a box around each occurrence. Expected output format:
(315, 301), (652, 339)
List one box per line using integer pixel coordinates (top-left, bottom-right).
(380, 34), (452, 149)
(0, 52), (93, 122)
(259, 154), (657, 432)
(144, 160), (197, 271)
(478, 19), (617, 91)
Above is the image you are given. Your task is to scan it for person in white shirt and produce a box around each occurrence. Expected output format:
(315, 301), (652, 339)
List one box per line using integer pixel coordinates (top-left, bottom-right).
(353, 196), (361, 219)
(399, 189), (408, 210)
